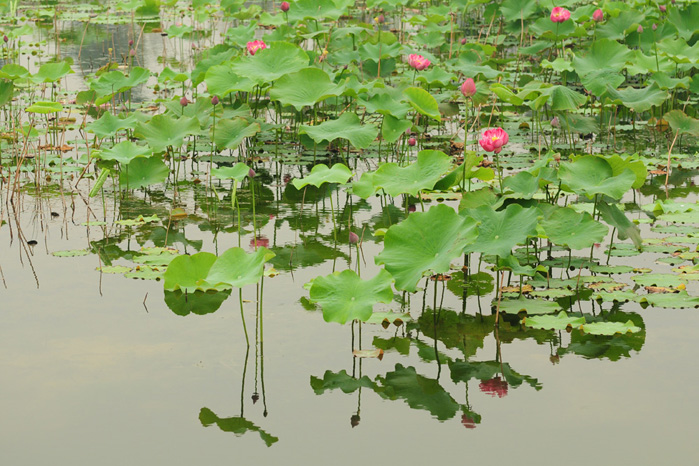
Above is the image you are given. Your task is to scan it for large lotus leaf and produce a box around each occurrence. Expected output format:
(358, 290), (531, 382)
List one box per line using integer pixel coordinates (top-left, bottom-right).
(490, 83), (524, 106)
(299, 112), (378, 149)
(664, 110), (699, 137)
(135, 114), (201, 152)
(657, 38), (699, 64)
(631, 273), (686, 288)
(32, 60), (73, 83)
(206, 247), (275, 288)
(308, 269), (393, 324)
(234, 42), (309, 83)
(382, 114), (412, 143)
(639, 291), (699, 308)
(26, 101), (63, 113)
(540, 85), (587, 111)
(434, 152), (493, 191)
(204, 64), (255, 96)
(597, 199), (642, 249)
(499, 0), (538, 22)
(523, 311), (586, 330)
(606, 155), (647, 189)
(449, 359), (541, 390)
(605, 83), (668, 113)
(120, 155), (169, 189)
(358, 150), (453, 198)
(558, 156), (636, 200)
(359, 91), (412, 119)
(86, 112), (139, 138)
(667, 4), (699, 41)
(163, 252), (221, 292)
(0, 80), (13, 106)
(211, 163), (250, 181)
(375, 204), (478, 292)
(402, 87), (441, 121)
(287, 0), (347, 21)
(199, 408), (278, 447)
(463, 204), (540, 257)
(292, 163), (352, 189)
(528, 15), (576, 40)
(97, 141), (151, 165)
(595, 10), (645, 40)
(163, 289), (232, 316)
(90, 67), (150, 105)
(310, 370), (376, 395)
(212, 117), (261, 150)
(582, 320), (642, 335)
(415, 66), (456, 87)
(572, 39), (633, 77)
(498, 296), (562, 315)
(541, 207), (608, 250)
(269, 67), (344, 110)
(650, 71), (691, 91)
(374, 364), (461, 421)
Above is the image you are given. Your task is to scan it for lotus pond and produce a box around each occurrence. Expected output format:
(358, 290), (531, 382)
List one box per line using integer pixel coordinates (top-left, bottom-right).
(1, 0), (699, 464)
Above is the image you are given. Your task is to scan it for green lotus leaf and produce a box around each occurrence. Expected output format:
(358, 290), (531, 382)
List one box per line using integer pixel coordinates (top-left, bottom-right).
(597, 200), (642, 249)
(234, 42), (310, 83)
(26, 101), (63, 113)
(650, 71), (690, 90)
(497, 296), (562, 315)
(270, 67), (344, 111)
(595, 10), (645, 40)
(135, 114), (201, 152)
(300, 112), (378, 149)
(572, 39), (633, 77)
(605, 83), (668, 113)
(212, 117), (261, 150)
(163, 252), (221, 292)
(590, 290), (638, 303)
(0, 63), (29, 80)
(0, 79), (13, 106)
(606, 155), (647, 189)
(308, 269), (394, 324)
(580, 69), (625, 98)
(97, 141), (152, 165)
(667, 3), (699, 41)
(310, 370), (376, 395)
(402, 86), (441, 121)
(657, 37), (699, 64)
(463, 204), (540, 257)
(375, 364), (461, 421)
(415, 66), (456, 87)
(120, 155), (169, 189)
(199, 408), (278, 447)
(639, 291), (699, 308)
(211, 163), (250, 181)
(631, 273), (687, 288)
(499, 0), (538, 22)
(287, 0), (348, 21)
(382, 114), (412, 143)
(528, 15), (576, 40)
(523, 311), (586, 330)
(355, 150), (452, 198)
(375, 204), (478, 292)
(541, 207), (608, 250)
(86, 112), (139, 138)
(32, 60), (73, 83)
(490, 83), (524, 106)
(558, 155), (636, 200)
(359, 91), (412, 119)
(664, 110), (699, 137)
(164, 289), (232, 316)
(292, 163), (353, 189)
(206, 247), (275, 288)
(90, 67), (150, 105)
(204, 64), (255, 96)
(581, 321), (642, 336)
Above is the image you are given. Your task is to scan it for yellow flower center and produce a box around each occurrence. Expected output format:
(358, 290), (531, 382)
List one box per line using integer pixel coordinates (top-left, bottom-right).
(491, 136), (499, 141)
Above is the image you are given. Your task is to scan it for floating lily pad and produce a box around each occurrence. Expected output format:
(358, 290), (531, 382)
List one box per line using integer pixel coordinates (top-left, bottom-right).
(581, 321), (642, 336)
(523, 311), (585, 331)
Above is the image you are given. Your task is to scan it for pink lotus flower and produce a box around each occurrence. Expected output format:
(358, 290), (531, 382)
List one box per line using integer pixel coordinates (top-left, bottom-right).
(247, 40), (267, 55)
(460, 78), (476, 97)
(550, 7), (571, 23)
(280, 1), (290, 12)
(479, 128), (509, 154)
(479, 376), (508, 398)
(408, 54), (430, 71)
(592, 8), (604, 22)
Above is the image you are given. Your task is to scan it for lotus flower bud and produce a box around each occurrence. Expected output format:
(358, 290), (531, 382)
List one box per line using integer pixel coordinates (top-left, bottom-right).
(128, 39), (134, 46)
(408, 137), (416, 146)
(551, 116), (560, 127)
(637, 24), (644, 33)
(349, 232), (359, 244)
(180, 96), (188, 106)
(129, 48), (136, 56)
(376, 14), (385, 24)
(460, 78), (476, 97)
(211, 95), (219, 106)
(460, 38), (467, 45)
(280, 1), (290, 12)
(592, 9), (604, 22)
(659, 5), (666, 12)
(653, 23), (658, 31)
(249, 168), (256, 178)
(4, 35), (9, 43)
